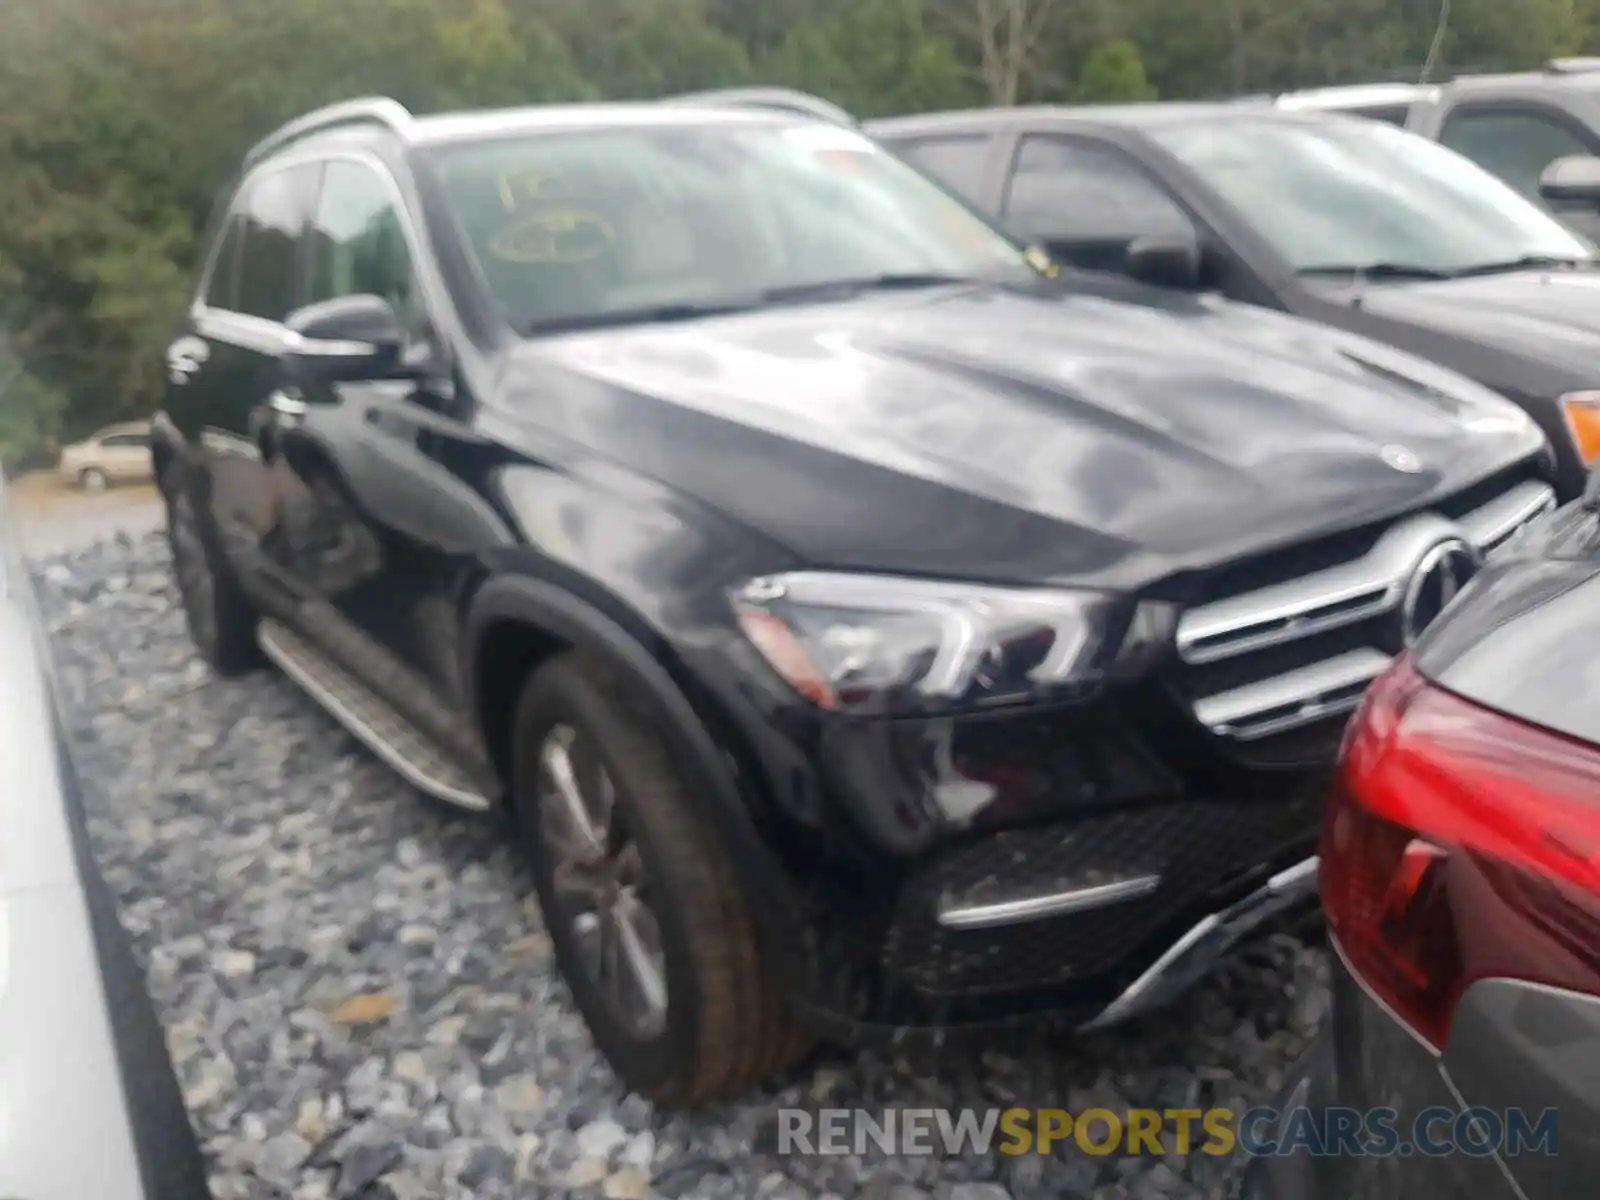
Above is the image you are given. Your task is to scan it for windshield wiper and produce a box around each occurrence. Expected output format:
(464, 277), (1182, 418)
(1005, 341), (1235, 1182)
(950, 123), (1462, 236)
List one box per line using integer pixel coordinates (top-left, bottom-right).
(1448, 254), (1595, 278)
(758, 272), (982, 304)
(520, 299), (762, 335)
(1296, 262), (1455, 281)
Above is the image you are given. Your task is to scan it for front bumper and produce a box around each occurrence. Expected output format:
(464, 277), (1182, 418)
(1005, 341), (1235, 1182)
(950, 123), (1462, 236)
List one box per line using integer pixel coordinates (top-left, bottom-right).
(690, 642), (1333, 1034)
(787, 835), (1323, 1039)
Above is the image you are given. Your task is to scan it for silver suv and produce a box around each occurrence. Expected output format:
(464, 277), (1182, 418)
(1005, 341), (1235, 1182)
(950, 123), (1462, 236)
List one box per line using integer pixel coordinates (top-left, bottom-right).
(1278, 59), (1600, 241)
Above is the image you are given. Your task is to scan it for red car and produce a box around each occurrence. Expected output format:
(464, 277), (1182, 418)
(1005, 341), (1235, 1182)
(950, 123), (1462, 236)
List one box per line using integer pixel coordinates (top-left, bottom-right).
(1249, 488), (1600, 1198)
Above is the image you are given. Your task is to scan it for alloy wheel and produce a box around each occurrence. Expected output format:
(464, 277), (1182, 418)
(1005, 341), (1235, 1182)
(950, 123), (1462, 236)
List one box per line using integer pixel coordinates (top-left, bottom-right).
(536, 723), (668, 1037)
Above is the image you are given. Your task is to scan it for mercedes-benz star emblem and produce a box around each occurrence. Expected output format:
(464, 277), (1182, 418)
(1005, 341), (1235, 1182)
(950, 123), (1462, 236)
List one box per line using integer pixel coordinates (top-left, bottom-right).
(1399, 538), (1482, 645)
(1380, 444), (1424, 473)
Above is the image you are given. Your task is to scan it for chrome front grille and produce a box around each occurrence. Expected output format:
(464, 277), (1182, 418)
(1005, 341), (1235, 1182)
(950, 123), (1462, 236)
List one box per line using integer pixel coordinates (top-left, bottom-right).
(1176, 479), (1556, 742)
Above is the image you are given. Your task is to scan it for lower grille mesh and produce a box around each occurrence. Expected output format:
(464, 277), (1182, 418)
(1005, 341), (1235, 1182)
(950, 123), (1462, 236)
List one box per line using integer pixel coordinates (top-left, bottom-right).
(883, 788), (1322, 997)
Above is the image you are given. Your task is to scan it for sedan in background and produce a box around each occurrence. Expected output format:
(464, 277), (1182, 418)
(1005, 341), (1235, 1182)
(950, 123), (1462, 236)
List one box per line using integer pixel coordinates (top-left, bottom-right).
(0, 472), (213, 1199)
(1249, 479), (1600, 1200)
(866, 105), (1600, 498)
(58, 420), (155, 492)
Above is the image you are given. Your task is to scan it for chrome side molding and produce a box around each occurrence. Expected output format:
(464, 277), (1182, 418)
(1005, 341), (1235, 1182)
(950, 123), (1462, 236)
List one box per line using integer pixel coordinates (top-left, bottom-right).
(937, 874), (1163, 930)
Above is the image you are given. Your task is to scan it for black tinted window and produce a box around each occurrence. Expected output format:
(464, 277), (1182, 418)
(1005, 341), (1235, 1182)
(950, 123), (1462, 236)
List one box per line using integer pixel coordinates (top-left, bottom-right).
(1440, 107), (1595, 200)
(890, 135), (991, 203)
(99, 432), (149, 448)
(203, 216), (244, 309)
(236, 164), (319, 321)
(307, 161), (417, 320)
(1003, 137), (1195, 243)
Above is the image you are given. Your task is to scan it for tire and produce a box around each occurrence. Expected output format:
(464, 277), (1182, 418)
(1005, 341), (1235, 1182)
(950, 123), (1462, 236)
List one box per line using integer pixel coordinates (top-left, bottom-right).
(166, 484), (262, 676)
(80, 467), (108, 493)
(512, 653), (814, 1107)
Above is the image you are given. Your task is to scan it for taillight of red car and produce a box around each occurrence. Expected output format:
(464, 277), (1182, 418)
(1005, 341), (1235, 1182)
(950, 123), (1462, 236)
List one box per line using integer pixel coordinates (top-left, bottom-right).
(1321, 653), (1600, 1051)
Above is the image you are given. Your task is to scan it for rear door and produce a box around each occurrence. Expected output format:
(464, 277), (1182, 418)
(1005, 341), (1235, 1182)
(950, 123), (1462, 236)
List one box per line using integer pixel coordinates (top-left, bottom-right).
(164, 161), (321, 588)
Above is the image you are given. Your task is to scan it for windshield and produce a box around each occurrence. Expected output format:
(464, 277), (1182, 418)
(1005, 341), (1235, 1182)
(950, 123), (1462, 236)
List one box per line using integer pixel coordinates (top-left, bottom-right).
(424, 119), (1031, 331)
(1148, 117), (1595, 276)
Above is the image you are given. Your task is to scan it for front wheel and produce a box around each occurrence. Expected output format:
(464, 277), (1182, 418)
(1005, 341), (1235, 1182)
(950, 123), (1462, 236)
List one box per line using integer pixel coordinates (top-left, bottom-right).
(512, 655), (814, 1107)
(166, 487), (261, 676)
(79, 467), (108, 493)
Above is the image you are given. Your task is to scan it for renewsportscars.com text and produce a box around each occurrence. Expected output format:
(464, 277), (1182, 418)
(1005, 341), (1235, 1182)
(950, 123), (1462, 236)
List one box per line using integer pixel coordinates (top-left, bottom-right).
(776, 1106), (1559, 1159)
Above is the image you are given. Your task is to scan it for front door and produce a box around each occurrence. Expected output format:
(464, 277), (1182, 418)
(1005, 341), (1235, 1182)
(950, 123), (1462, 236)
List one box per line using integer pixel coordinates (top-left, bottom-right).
(259, 154), (492, 745)
(163, 162), (320, 588)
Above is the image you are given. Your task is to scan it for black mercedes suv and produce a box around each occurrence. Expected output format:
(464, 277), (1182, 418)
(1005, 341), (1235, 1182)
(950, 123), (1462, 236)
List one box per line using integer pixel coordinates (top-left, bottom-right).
(153, 95), (1555, 1105)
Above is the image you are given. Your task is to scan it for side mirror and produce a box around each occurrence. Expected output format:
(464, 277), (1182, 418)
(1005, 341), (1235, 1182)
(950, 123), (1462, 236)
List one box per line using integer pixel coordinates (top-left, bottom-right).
(1123, 234), (1203, 289)
(284, 295), (403, 382)
(1539, 154), (1600, 208)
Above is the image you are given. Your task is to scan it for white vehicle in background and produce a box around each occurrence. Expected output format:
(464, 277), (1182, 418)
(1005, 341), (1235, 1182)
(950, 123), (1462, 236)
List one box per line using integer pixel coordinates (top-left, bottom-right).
(58, 420), (155, 492)
(0, 472), (213, 1199)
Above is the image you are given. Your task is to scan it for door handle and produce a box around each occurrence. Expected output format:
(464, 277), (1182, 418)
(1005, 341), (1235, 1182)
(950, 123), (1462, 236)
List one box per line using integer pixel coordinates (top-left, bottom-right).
(268, 391), (308, 418)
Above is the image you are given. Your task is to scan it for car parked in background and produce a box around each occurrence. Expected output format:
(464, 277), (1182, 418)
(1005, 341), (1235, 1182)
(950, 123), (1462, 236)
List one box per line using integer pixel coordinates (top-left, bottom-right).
(0, 471), (213, 1200)
(867, 104), (1600, 498)
(58, 420), (155, 491)
(1277, 59), (1600, 241)
(1247, 478), (1600, 1200)
(154, 94), (1554, 1104)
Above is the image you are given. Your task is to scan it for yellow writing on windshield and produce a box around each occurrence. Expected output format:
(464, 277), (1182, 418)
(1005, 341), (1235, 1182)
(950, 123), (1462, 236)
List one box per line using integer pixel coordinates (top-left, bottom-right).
(497, 167), (568, 212)
(489, 207), (615, 264)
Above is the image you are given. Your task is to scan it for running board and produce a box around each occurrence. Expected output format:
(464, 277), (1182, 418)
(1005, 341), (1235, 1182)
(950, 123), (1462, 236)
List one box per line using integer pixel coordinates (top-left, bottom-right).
(257, 618), (492, 811)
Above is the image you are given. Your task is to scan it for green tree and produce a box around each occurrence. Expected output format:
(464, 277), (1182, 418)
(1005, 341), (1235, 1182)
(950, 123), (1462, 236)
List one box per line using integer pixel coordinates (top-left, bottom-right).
(1073, 39), (1157, 102)
(765, 0), (977, 116)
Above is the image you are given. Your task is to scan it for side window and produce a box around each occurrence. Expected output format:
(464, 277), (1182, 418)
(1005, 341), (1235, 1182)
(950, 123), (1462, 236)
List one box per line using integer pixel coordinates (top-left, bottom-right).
(203, 215), (245, 310)
(306, 160), (418, 322)
(888, 135), (993, 205)
(99, 432), (150, 448)
(1438, 107), (1596, 200)
(1002, 136), (1196, 253)
(236, 164), (320, 322)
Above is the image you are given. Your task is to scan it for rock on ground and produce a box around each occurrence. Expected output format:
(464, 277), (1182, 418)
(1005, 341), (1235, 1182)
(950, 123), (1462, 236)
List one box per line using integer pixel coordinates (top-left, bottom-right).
(33, 533), (1329, 1199)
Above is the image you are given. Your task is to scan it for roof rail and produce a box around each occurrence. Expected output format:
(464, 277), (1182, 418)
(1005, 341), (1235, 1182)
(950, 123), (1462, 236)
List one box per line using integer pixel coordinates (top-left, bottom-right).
(243, 96), (415, 169)
(1546, 57), (1600, 75)
(662, 87), (857, 128)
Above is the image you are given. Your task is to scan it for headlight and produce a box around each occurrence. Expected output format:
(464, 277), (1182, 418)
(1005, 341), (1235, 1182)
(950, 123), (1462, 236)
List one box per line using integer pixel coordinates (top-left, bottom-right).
(1560, 391), (1600, 465)
(729, 571), (1171, 714)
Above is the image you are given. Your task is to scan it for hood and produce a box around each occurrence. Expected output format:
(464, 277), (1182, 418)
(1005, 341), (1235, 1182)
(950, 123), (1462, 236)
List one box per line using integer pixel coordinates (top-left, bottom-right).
(506, 283), (1546, 591)
(1319, 268), (1600, 380)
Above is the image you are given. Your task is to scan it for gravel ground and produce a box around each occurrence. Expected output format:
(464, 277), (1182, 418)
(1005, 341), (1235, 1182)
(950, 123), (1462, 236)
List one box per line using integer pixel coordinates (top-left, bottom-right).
(9, 478), (164, 556)
(33, 532), (1330, 1200)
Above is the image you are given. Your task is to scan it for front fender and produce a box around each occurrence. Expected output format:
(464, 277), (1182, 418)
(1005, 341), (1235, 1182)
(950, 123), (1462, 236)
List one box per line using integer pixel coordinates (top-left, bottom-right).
(460, 573), (812, 994)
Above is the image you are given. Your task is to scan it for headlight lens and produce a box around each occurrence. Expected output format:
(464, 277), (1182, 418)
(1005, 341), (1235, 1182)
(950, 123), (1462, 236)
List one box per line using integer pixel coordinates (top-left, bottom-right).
(729, 571), (1159, 714)
(1560, 391), (1600, 465)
